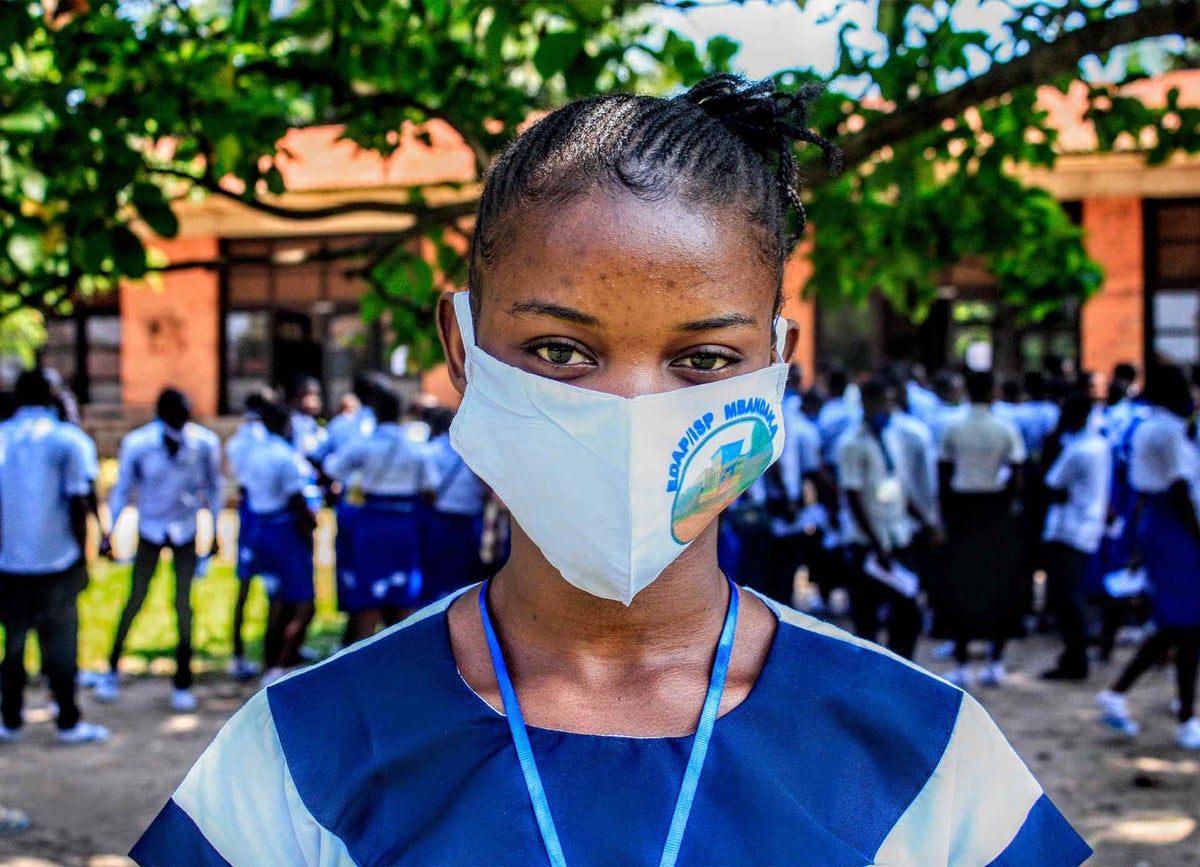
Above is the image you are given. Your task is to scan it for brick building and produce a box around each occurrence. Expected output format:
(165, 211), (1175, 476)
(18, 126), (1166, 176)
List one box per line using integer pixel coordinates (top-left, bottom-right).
(38, 72), (1200, 442)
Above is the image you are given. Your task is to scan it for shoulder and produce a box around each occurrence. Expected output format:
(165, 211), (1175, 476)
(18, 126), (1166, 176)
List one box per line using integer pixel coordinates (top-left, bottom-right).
(754, 596), (1089, 865)
(185, 424), (221, 450)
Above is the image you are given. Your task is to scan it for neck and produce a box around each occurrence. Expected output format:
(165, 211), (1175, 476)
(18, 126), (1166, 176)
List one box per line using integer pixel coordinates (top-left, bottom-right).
(489, 522), (729, 664)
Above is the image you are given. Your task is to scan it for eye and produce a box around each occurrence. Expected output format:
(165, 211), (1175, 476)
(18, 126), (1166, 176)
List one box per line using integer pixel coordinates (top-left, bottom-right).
(531, 342), (593, 367)
(675, 351), (734, 372)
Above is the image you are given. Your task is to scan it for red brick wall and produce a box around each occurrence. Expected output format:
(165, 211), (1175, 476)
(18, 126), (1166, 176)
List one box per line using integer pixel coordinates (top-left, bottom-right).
(782, 246), (815, 387)
(119, 236), (221, 416)
(1081, 198), (1144, 385)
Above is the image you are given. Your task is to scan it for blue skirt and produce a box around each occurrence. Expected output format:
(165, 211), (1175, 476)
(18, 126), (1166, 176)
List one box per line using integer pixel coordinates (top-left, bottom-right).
(334, 499), (363, 613)
(247, 513), (314, 604)
(1139, 493), (1200, 627)
(236, 500), (259, 582)
(420, 510), (483, 604)
(347, 496), (423, 611)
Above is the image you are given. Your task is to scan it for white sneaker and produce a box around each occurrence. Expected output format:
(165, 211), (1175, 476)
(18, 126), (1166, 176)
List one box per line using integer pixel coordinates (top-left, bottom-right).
(1177, 718), (1200, 750)
(56, 722), (110, 745)
(260, 667), (287, 689)
(0, 725), (22, 744)
(943, 666), (973, 688)
(170, 689), (198, 713)
(92, 672), (119, 703)
(979, 662), (1007, 687)
(228, 657), (261, 680)
(1096, 690), (1140, 736)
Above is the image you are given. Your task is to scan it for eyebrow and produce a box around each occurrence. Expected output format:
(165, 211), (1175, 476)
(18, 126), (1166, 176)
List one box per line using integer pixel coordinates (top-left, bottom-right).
(508, 300), (600, 326)
(674, 313), (758, 332)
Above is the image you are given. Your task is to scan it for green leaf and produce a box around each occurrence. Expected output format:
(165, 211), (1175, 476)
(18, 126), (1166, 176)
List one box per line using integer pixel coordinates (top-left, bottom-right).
(7, 233), (42, 275)
(361, 290), (386, 323)
(131, 182), (180, 238)
(534, 29), (586, 80)
(111, 226), (148, 279)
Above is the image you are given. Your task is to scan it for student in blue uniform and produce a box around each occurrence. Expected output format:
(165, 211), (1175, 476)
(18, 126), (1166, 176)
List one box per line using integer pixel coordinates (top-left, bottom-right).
(224, 391), (271, 680)
(1040, 392), (1111, 681)
(0, 369), (108, 745)
(95, 389), (223, 713)
(421, 407), (489, 602)
(1096, 364), (1200, 749)
(133, 75), (1088, 865)
(315, 375), (378, 645)
(326, 383), (428, 643)
(287, 375), (327, 461)
(239, 401), (319, 688)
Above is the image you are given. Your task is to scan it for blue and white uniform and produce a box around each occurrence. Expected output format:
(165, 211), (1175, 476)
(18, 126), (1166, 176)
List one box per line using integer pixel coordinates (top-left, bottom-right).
(131, 593), (1090, 865)
(0, 407), (93, 575)
(109, 421), (223, 547)
(1129, 407), (1200, 627)
(239, 434), (315, 604)
(421, 433), (488, 601)
(317, 407), (377, 607)
(817, 394), (858, 468)
(326, 423), (427, 611)
(226, 415), (267, 581)
(290, 412), (327, 461)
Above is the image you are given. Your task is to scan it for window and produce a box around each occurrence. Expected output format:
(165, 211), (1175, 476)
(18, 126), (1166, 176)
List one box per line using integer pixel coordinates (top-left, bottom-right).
(1148, 200), (1200, 368)
(38, 305), (122, 407)
(220, 234), (405, 414)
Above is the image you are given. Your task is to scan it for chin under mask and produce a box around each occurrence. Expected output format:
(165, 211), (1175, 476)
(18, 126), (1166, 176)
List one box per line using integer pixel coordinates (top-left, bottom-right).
(449, 292), (788, 605)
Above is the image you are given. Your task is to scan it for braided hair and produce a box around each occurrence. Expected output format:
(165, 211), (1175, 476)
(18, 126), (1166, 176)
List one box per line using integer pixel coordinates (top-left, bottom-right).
(469, 74), (840, 313)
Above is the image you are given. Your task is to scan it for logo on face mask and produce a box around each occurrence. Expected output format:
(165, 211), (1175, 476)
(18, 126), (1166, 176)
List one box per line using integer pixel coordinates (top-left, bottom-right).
(669, 402), (777, 544)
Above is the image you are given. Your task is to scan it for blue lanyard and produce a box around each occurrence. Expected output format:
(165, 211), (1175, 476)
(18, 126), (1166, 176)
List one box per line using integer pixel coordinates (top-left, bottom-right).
(478, 576), (740, 867)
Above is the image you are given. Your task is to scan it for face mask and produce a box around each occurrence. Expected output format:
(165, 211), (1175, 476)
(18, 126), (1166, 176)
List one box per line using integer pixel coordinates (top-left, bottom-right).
(449, 292), (788, 605)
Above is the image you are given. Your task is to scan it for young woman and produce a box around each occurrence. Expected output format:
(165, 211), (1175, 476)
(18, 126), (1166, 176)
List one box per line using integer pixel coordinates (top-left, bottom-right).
(132, 75), (1089, 865)
(1096, 364), (1200, 749)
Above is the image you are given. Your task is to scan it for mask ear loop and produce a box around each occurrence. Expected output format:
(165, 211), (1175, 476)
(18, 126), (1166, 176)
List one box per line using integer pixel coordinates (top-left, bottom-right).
(772, 317), (789, 363)
(452, 291), (479, 379)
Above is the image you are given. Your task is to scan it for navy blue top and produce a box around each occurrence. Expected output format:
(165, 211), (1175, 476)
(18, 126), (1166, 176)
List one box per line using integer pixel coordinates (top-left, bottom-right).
(132, 593), (1091, 866)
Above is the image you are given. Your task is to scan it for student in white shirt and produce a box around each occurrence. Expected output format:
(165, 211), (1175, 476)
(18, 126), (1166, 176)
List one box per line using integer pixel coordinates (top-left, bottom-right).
(1040, 393), (1111, 681)
(1097, 365), (1200, 749)
(936, 370), (1027, 687)
(240, 400), (320, 688)
(838, 380), (936, 660)
(326, 383), (429, 644)
(224, 391), (272, 680)
(0, 370), (108, 745)
(96, 389), (223, 712)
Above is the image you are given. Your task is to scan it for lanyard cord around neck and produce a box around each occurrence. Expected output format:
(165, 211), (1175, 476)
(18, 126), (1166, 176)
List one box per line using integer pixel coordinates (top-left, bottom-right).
(478, 575), (740, 867)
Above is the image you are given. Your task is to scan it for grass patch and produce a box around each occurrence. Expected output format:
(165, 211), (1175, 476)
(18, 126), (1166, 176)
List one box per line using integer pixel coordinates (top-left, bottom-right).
(4, 530), (346, 677)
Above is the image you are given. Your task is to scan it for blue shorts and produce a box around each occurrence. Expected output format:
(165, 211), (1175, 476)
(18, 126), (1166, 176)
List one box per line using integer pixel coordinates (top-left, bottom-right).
(236, 501), (259, 582)
(343, 496), (423, 612)
(248, 513), (315, 604)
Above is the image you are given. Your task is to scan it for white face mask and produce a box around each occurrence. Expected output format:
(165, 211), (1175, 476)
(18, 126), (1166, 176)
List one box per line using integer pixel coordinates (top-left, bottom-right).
(449, 292), (788, 605)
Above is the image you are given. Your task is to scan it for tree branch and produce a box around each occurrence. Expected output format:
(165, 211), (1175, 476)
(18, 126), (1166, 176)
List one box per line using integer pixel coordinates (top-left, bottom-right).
(240, 58), (493, 175)
(806, 0), (1200, 185)
(149, 167), (478, 222)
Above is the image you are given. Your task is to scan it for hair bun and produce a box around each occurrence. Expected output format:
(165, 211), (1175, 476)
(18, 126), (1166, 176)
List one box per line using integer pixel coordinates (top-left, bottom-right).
(678, 73), (842, 240)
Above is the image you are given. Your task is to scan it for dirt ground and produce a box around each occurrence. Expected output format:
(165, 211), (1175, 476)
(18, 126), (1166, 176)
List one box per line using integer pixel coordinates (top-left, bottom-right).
(0, 631), (1196, 866)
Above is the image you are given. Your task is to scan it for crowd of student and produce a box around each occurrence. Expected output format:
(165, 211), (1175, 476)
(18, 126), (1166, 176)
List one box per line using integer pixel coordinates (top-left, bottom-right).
(1, 351), (1198, 769)
(719, 358), (1200, 751)
(0, 368), (495, 753)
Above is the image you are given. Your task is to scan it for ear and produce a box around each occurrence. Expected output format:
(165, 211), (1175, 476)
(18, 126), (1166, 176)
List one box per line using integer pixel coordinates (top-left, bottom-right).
(777, 317), (800, 365)
(437, 290), (468, 395)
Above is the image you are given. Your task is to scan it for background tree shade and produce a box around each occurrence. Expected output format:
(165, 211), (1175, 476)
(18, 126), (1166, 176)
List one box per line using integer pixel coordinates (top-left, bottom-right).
(1, 0), (1198, 365)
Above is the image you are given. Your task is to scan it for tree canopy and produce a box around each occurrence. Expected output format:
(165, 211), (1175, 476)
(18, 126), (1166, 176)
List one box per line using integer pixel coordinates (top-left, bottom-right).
(2, 0), (1198, 367)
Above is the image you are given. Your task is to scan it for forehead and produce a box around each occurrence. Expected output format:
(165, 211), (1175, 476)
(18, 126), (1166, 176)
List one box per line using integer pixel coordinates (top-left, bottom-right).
(477, 189), (778, 320)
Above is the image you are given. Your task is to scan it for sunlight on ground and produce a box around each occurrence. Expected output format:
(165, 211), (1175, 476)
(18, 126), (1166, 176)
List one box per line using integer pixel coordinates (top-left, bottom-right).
(1113, 756), (1200, 775)
(1097, 811), (1197, 845)
(160, 715), (199, 734)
